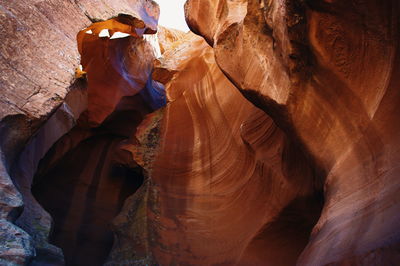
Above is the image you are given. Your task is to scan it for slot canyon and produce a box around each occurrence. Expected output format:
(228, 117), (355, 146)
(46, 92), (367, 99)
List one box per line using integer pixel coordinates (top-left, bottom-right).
(0, 0), (399, 265)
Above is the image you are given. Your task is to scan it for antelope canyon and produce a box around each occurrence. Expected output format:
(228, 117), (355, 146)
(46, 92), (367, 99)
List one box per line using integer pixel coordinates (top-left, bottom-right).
(0, 0), (399, 265)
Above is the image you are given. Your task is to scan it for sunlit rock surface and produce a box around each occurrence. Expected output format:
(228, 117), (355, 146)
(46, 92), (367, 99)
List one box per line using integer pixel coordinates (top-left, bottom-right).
(0, 0), (399, 265)
(0, 0), (158, 120)
(185, 0), (400, 264)
(107, 32), (323, 265)
(157, 26), (187, 54)
(77, 14), (165, 126)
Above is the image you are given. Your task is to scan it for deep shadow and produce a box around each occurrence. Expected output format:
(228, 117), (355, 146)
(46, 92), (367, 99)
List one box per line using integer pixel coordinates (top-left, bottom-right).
(240, 192), (324, 265)
(32, 134), (143, 266)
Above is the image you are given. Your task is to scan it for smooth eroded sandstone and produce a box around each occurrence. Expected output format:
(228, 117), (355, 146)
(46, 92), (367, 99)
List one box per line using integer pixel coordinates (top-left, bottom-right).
(185, 0), (400, 264)
(108, 32), (323, 265)
(1, 0), (400, 265)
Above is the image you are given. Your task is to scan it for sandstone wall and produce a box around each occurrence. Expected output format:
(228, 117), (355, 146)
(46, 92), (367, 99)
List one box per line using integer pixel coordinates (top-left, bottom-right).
(0, 1), (160, 264)
(185, 0), (400, 264)
(1, 0), (399, 265)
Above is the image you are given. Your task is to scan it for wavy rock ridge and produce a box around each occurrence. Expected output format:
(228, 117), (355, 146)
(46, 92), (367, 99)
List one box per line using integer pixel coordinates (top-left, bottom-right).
(107, 32), (323, 265)
(185, 0), (400, 264)
(0, 0), (399, 265)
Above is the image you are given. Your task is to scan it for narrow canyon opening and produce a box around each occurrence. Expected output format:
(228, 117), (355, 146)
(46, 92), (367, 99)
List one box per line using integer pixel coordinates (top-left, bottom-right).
(32, 133), (144, 266)
(26, 14), (163, 265)
(32, 112), (144, 265)
(26, 10), (327, 266)
(28, 89), (151, 265)
(1, 0), (399, 265)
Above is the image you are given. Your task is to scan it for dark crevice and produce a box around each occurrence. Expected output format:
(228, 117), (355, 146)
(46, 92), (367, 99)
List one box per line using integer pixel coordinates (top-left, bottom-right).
(30, 97), (148, 265)
(241, 192), (324, 265)
(32, 132), (144, 266)
(27, 8), (324, 265)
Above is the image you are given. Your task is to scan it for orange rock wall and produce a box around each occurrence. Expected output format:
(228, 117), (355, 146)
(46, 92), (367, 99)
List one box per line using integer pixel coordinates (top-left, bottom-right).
(185, 0), (400, 264)
(108, 33), (323, 265)
(1, 0), (399, 265)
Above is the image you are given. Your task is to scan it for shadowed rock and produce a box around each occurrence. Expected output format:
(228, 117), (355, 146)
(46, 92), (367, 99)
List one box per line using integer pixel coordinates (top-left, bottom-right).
(185, 0), (400, 264)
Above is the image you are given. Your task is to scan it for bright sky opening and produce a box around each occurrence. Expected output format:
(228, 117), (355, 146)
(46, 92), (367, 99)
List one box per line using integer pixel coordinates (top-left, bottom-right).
(155, 0), (189, 32)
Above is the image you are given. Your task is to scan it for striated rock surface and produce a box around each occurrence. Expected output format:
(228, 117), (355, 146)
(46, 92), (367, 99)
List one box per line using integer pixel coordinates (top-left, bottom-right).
(1, 0), (399, 265)
(107, 33), (323, 265)
(185, 0), (400, 264)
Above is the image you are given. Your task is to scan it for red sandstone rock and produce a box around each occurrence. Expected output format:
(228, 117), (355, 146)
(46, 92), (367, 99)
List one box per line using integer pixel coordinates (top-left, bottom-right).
(108, 33), (322, 265)
(0, 0), (159, 120)
(0, 0), (160, 264)
(157, 26), (187, 54)
(32, 134), (143, 266)
(1, 0), (400, 265)
(185, 0), (400, 264)
(77, 16), (159, 126)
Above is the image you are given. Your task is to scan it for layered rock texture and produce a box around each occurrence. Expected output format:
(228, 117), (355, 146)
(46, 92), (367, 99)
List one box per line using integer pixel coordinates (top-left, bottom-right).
(0, 0), (161, 264)
(0, 0), (400, 265)
(107, 32), (324, 265)
(185, 0), (400, 264)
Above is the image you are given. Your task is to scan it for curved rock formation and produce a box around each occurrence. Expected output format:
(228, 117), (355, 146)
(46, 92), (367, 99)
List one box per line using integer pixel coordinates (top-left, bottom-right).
(107, 33), (323, 265)
(185, 0), (400, 264)
(77, 14), (164, 126)
(32, 134), (143, 266)
(1, 0), (399, 265)
(157, 26), (187, 54)
(0, 0), (159, 121)
(0, 0), (161, 264)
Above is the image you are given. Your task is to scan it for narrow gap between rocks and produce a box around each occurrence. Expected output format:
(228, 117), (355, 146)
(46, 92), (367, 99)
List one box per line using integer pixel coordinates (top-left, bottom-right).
(31, 130), (144, 266)
(28, 10), (325, 265)
(29, 13), (161, 265)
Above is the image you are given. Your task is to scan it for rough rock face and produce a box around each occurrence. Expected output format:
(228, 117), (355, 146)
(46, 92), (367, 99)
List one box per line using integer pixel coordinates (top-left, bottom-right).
(0, 0), (158, 121)
(185, 0), (400, 264)
(0, 0), (160, 264)
(32, 134), (143, 266)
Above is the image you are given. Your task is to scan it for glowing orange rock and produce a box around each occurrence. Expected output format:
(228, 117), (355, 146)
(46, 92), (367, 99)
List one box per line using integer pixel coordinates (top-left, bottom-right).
(108, 33), (322, 265)
(77, 14), (163, 126)
(185, 0), (400, 264)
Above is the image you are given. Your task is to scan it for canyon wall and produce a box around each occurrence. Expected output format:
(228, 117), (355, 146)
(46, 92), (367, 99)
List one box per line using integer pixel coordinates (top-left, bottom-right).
(0, 0), (160, 264)
(0, 0), (399, 265)
(107, 32), (323, 265)
(185, 0), (400, 264)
